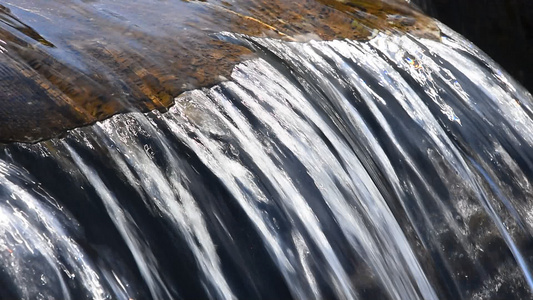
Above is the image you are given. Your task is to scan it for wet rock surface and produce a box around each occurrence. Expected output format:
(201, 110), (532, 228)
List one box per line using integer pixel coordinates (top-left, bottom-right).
(0, 0), (437, 143)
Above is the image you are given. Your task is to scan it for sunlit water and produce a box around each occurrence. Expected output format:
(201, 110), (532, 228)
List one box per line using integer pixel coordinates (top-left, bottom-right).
(1, 23), (533, 299)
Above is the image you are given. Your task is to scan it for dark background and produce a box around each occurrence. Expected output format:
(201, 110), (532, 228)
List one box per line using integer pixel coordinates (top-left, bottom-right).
(412, 0), (533, 93)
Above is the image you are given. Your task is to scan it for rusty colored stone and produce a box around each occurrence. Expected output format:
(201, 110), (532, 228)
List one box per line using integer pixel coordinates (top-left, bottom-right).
(0, 0), (439, 143)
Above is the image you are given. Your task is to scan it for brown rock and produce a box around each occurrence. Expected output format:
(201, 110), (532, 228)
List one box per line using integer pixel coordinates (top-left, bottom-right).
(0, 0), (439, 143)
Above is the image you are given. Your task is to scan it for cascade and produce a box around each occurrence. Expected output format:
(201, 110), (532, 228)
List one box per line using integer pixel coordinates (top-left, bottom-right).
(0, 1), (532, 299)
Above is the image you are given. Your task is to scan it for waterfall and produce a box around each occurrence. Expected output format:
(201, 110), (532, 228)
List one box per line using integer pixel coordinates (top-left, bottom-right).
(1, 22), (533, 299)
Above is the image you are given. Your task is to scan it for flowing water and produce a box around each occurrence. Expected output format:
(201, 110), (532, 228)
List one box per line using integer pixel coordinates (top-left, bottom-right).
(1, 22), (533, 299)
